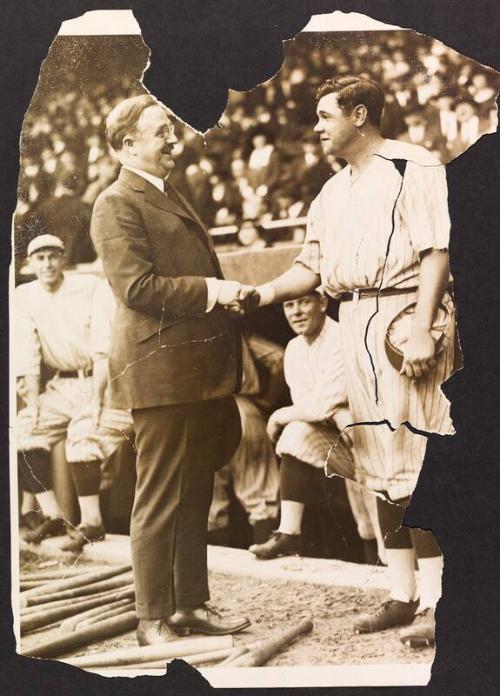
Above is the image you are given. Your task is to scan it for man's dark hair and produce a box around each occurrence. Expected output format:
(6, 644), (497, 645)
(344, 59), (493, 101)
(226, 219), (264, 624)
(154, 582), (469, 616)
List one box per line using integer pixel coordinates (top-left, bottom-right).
(316, 76), (386, 128)
(106, 94), (158, 151)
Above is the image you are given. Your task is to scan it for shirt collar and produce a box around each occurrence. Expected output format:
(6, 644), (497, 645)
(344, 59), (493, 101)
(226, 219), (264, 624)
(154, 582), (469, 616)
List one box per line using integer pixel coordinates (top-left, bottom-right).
(123, 165), (165, 192)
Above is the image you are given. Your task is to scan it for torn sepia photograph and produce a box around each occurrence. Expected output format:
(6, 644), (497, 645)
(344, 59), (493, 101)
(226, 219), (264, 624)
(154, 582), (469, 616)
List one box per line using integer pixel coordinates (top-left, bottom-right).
(10, 6), (500, 688)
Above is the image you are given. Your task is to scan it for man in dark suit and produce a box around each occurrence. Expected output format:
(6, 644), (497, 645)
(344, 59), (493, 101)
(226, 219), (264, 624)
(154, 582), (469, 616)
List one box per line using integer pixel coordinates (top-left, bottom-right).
(91, 94), (250, 645)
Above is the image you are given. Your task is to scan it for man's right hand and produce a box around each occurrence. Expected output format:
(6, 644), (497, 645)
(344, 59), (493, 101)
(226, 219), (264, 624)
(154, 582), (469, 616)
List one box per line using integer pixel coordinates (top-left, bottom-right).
(216, 282), (262, 315)
(238, 286), (261, 314)
(216, 280), (243, 306)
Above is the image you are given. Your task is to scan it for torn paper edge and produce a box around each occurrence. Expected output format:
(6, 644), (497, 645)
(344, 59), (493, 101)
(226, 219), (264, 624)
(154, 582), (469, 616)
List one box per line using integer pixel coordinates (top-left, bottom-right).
(12, 5), (499, 686)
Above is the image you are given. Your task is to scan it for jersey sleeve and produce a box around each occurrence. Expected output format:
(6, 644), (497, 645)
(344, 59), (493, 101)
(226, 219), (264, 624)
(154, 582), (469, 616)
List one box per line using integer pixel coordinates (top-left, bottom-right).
(284, 326), (348, 422)
(14, 287), (41, 377)
(297, 330), (349, 422)
(90, 280), (116, 359)
(401, 160), (451, 254)
(294, 197), (322, 274)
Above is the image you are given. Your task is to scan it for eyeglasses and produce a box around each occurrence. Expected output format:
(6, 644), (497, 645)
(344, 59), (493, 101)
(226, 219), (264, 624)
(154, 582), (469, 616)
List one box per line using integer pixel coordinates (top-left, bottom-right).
(158, 124), (176, 137)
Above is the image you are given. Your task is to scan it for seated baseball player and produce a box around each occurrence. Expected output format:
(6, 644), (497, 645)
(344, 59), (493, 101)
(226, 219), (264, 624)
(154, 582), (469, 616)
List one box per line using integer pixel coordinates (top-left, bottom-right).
(15, 234), (133, 552)
(249, 290), (382, 561)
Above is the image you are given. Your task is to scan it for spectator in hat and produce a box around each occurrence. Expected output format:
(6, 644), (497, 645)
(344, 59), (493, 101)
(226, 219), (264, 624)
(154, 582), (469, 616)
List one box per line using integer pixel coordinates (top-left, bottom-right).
(398, 107), (447, 161)
(244, 126), (282, 200)
(447, 96), (493, 159)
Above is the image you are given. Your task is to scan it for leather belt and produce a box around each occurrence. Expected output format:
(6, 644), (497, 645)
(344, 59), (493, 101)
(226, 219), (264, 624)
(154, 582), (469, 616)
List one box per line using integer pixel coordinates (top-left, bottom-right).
(58, 368), (93, 379)
(340, 286), (418, 302)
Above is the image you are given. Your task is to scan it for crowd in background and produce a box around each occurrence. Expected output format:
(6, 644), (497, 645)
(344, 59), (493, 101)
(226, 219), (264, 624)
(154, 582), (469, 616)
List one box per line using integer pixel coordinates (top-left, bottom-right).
(15, 30), (498, 267)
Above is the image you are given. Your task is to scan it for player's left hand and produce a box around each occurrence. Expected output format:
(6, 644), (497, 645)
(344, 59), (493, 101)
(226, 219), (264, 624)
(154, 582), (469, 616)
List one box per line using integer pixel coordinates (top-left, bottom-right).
(400, 326), (437, 380)
(266, 412), (285, 443)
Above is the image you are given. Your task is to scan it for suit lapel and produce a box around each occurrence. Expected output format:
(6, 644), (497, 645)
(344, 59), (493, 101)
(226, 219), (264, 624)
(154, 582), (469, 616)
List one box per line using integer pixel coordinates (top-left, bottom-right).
(119, 167), (193, 221)
(145, 180), (195, 221)
(119, 167), (224, 279)
(166, 181), (225, 278)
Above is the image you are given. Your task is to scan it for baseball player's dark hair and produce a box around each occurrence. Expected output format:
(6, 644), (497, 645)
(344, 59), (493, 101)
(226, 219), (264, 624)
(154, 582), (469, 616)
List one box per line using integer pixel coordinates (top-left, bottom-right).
(106, 94), (159, 151)
(316, 76), (386, 128)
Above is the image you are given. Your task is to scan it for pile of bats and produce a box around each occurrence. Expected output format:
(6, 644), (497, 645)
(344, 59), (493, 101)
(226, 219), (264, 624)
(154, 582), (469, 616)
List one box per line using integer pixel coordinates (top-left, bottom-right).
(19, 562), (313, 668)
(20, 563), (137, 658)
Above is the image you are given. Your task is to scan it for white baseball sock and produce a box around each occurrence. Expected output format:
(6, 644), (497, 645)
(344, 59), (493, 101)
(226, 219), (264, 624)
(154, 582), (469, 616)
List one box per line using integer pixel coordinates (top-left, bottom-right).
(278, 501), (304, 535)
(416, 556), (443, 611)
(21, 491), (37, 515)
(386, 547), (419, 603)
(78, 495), (103, 528)
(35, 490), (61, 519)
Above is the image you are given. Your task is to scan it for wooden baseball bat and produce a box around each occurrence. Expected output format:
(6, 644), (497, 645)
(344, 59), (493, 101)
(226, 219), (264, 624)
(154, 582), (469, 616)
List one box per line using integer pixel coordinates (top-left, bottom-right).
(60, 598), (134, 633)
(77, 601), (136, 629)
(21, 564), (131, 601)
(218, 644), (252, 665)
(20, 581), (49, 591)
(20, 585), (132, 616)
(88, 647), (235, 670)
(184, 647), (236, 666)
(20, 610), (139, 658)
(20, 568), (93, 582)
(223, 618), (313, 667)
(61, 635), (234, 668)
(22, 572), (134, 608)
(20, 587), (135, 634)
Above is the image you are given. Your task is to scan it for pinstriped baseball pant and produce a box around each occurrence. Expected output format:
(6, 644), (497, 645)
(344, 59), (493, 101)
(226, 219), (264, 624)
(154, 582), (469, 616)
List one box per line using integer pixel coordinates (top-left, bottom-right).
(14, 375), (133, 463)
(339, 291), (455, 500)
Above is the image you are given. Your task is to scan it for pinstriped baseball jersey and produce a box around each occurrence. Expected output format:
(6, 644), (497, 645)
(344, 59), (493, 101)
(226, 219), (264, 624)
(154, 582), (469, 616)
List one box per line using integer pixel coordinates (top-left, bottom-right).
(14, 274), (115, 376)
(296, 139), (451, 297)
(295, 139), (457, 500)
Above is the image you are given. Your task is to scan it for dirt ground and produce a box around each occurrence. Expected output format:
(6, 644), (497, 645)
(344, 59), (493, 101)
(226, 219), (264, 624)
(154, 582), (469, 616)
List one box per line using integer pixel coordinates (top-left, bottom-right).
(18, 550), (434, 668)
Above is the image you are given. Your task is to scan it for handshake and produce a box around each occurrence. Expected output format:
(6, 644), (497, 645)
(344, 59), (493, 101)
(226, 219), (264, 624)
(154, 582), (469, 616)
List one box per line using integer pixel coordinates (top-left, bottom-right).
(215, 280), (266, 315)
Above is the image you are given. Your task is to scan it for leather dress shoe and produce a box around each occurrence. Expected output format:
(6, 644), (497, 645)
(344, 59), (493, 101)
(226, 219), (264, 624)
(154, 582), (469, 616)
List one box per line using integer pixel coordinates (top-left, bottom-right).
(353, 598), (419, 634)
(251, 518), (279, 545)
(23, 516), (66, 544)
(168, 604), (250, 636)
(399, 607), (436, 648)
(61, 522), (106, 552)
(249, 531), (300, 560)
(20, 510), (42, 531)
(137, 619), (178, 646)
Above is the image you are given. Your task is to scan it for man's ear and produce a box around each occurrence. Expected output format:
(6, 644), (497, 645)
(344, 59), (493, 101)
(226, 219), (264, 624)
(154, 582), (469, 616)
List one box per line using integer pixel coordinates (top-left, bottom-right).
(352, 104), (368, 128)
(122, 134), (135, 155)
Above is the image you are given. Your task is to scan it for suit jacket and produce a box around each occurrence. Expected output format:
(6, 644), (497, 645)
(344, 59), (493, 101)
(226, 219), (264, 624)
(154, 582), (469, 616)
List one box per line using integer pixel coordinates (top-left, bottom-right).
(90, 167), (242, 409)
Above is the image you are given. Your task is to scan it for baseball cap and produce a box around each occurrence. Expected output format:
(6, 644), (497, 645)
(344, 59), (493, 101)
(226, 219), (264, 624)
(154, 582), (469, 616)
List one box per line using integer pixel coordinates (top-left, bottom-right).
(27, 234), (65, 256)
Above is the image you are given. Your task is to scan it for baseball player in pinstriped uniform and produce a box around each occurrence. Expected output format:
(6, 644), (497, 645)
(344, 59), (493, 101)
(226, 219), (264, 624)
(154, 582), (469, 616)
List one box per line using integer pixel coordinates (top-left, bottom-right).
(14, 234), (133, 551)
(241, 76), (457, 648)
(249, 290), (384, 563)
